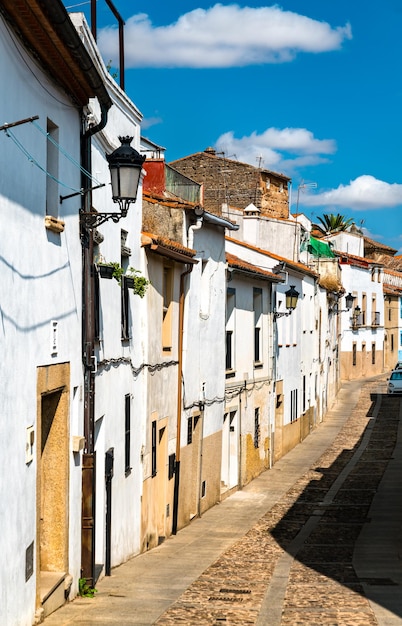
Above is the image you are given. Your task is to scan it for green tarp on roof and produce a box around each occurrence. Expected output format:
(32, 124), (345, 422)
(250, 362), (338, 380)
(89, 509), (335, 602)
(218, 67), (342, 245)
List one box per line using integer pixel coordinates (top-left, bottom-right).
(307, 236), (335, 258)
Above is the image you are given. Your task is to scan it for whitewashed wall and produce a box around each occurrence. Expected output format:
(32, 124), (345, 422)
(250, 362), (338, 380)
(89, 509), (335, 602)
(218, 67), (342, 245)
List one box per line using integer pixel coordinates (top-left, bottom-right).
(224, 266), (275, 483)
(339, 263), (385, 354)
(0, 16), (84, 626)
(182, 223), (227, 442)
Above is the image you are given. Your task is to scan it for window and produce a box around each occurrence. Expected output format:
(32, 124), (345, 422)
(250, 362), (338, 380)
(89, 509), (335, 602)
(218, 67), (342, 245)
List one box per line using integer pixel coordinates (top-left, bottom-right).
(391, 334), (394, 352)
(94, 266), (100, 341)
(254, 408), (260, 448)
(125, 395), (131, 474)
(168, 453), (176, 480)
(253, 288), (262, 365)
(187, 416), (193, 445)
(279, 182), (284, 193)
(121, 276), (130, 340)
(200, 259), (210, 316)
(372, 343), (376, 365)
(151, 420), (157, 477)
(302, 375), (306, 413)
(290, 389), (298, 422)
(226, 331), (233, 370)
(162, 265), (173, 352)
(226, 288), (236, 372)
(372, 311), (380, 326)
(362, 294), (367, 326)
(46, 119), (59, 217)
(352, 343), (357, 366)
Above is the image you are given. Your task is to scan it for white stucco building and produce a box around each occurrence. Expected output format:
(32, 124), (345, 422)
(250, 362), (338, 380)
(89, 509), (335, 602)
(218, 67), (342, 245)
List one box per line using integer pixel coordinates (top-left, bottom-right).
(0, 2), (111, 624)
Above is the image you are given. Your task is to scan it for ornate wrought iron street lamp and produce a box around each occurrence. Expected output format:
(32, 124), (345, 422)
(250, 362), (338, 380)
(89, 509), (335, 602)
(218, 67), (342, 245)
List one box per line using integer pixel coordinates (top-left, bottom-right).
(274, 285), (300, 319)
(80, 136), (145, 229)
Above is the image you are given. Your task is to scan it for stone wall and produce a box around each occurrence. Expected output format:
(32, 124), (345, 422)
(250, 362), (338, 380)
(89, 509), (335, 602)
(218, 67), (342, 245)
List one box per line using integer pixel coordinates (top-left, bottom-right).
(170, 150), (289, 219)
(142, 199), (185, 243)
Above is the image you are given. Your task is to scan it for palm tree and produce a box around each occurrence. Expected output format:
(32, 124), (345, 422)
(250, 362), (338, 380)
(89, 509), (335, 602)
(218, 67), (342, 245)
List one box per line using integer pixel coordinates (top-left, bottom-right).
(317, 213), (354, 234)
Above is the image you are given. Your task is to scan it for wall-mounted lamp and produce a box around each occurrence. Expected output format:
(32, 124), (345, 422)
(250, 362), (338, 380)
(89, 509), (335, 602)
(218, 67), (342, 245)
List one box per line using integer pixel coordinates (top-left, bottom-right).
(329, 292), (355, 314)
(274, 285), (300, 319)
(344, 292), (354, 310)
(338, 292), (354, 313)
(79, 136), (146, 229)
(352, 305), (361, 328)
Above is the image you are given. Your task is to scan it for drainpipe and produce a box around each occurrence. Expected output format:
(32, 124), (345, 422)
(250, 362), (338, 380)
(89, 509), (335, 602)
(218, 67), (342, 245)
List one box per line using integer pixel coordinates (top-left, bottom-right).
(81, 101), (110, 586)
(238, 385), (244, 488)
(197, 383), (206, 518)
(187, 215), (204, 249)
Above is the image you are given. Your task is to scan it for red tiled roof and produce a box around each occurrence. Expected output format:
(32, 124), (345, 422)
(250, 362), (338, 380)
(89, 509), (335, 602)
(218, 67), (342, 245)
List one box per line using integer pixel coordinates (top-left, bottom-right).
(364, 236), (397, 254)
(383, 284), (402, 296)
(226, 237), (318, 278)
(143, 191), (197, 210)
(226, 253), (283, 282)
(335, 250), (382, 269)
(141, 232), (196, 258)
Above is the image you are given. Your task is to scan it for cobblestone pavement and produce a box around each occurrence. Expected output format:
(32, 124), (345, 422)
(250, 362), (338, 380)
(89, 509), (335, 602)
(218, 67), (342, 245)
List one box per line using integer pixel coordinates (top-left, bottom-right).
(154, 380), (400, 625)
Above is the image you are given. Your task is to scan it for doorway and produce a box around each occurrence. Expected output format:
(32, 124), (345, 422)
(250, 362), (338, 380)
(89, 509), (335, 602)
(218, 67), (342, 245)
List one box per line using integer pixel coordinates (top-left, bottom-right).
(221, 410), (238, 493)
(36, 363), (69, 611)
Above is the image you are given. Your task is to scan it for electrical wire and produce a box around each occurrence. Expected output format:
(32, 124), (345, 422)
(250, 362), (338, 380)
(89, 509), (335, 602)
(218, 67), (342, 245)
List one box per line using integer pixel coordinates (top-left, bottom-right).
(3, 121), (104, 192)
(96, 356), (179, 378)
(183, 377), (272, 411)
(65, 1), (91, 8)
(4, 128), (81, 192)
(32, 120), (102, 185)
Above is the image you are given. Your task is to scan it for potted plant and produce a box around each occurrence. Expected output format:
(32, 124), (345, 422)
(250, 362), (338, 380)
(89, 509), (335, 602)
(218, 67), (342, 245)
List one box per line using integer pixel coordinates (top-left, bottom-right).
(96, 258), (124, 284)
(125, 267), (150, 298)
(96, 260), (114, 279)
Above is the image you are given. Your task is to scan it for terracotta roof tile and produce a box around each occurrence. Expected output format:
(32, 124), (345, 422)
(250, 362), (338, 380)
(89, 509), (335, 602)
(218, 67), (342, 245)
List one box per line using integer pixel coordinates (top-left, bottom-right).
(364, 236), (397, 254)
(141, 232), (196, 257)
(226, 236), (318, 278)
(226, 253), (283, 282)
(335, 250), (381, 268)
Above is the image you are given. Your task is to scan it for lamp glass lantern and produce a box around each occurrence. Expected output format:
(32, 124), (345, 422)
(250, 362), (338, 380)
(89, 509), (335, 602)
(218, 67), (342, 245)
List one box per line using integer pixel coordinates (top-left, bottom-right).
(106, 136), (146, 216)
(344, 292), (354, 310)
(285, 285), (299, 311)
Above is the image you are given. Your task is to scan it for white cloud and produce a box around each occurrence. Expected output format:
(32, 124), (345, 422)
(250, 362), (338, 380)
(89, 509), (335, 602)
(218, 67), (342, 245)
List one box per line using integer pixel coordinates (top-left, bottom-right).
(214, 127), (336, 172)
(141, 116), (163, 130)
(301, 175), (402, 210)
(98, 4), (352, 69)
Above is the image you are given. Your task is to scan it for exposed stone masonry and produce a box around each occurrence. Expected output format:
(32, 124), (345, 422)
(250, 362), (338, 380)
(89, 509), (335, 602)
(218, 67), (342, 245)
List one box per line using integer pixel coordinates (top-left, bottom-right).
(170, 149), (290, 220)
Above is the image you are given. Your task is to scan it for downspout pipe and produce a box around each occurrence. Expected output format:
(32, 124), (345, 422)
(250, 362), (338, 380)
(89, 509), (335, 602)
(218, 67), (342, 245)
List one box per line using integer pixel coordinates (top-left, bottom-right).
(81, 101), (110, 455)
(81, 99), (111, 586)
(187, 216), (204, 249)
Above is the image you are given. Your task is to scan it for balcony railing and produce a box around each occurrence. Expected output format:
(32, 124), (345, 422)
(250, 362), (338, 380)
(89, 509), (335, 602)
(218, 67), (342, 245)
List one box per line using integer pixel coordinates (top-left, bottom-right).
(371, 311), (380, 326)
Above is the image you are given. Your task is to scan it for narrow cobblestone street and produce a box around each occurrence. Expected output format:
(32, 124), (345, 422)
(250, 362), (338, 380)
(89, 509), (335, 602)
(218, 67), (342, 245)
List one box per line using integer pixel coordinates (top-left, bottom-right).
(44, 377), (402, 625)
(154, 379), (400, 626)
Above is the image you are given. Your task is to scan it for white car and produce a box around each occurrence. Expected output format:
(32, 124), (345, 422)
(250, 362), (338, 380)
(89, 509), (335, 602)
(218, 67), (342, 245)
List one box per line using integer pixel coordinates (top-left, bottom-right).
(387, 370), (402, 394)
(394, 361), (402, 370)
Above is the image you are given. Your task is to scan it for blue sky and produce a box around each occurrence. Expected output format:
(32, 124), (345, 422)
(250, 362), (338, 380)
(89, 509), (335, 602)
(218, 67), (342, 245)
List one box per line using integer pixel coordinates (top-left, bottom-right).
(64, 1), (402, 253)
